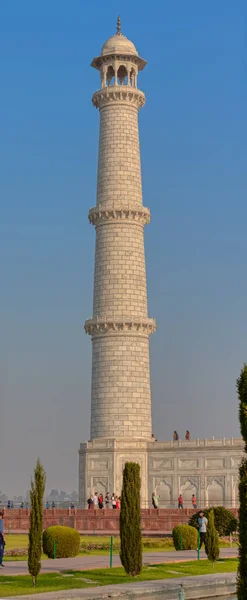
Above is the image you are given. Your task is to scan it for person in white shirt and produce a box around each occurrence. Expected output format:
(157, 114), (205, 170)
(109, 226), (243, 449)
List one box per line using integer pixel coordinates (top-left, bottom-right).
(93, 492), (98, 507)
(198, 511), (208, 548)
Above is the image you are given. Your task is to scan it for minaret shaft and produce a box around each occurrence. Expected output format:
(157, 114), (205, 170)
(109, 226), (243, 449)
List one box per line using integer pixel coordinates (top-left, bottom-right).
(96, 104), (142, 206)
(84, 31), (156, 442)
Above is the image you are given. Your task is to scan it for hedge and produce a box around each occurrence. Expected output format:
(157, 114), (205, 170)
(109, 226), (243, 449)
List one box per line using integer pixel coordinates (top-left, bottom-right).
(43, 526), (80, 558)
(189, 506), (237, 536)
(173, 524), (198, 551)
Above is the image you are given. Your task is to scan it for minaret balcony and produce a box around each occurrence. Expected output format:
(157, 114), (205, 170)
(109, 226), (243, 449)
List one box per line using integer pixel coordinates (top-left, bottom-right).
(88, 204), (150, 226)
(84, 316), (156, 337)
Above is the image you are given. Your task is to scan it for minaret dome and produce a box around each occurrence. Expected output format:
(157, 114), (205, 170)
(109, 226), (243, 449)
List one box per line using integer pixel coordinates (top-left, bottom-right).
(91, 17), (147, 88)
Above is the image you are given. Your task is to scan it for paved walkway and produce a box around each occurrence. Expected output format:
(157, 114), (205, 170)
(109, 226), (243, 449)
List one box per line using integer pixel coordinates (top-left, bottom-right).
(4, 547), (237, 576)
(5, 572), (237, 600)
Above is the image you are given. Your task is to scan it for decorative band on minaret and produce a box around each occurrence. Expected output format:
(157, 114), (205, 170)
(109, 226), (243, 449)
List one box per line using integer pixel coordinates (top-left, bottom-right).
(85, 19), (156, 441)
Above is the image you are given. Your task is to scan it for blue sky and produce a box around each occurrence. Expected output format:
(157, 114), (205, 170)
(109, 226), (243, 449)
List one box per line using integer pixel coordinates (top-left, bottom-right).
(0, 0), (246, 496)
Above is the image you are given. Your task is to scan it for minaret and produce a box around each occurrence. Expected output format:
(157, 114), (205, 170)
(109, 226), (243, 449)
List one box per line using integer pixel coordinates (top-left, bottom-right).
(79, 19), (156, 504)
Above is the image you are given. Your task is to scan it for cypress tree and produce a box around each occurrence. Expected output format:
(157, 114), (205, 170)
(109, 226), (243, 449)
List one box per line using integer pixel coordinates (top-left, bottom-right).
(237, 364), (247, 600)
(28, 458), (46, 586)
(205, 508), (219, 567)
(120, 462), (142, 576)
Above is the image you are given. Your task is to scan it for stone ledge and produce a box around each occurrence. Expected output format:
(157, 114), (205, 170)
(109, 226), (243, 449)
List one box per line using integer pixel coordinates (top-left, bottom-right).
(84, 316), (156, 336)
(5, 573), (236, 599)
(92, 87), (146, 109)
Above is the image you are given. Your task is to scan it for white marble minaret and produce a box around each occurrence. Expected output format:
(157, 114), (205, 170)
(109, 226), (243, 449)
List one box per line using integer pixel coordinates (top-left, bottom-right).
(79, 18), (156, 506)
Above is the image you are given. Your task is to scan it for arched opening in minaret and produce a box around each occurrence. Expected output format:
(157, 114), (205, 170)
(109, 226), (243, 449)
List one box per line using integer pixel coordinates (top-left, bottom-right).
(106, 65), (115, 86)
(117, 65), (128, 85)
(130, 67), (136, 88)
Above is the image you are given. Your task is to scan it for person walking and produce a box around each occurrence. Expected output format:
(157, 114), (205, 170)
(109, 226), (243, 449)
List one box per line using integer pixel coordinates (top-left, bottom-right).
(178, 493), (183, 509)
(0, 530), (5, 568)
(198, 511), (208, 548)
(191, 494), (197, 509)
(185, 430), (191, 441)
(173, 431), (179, 441)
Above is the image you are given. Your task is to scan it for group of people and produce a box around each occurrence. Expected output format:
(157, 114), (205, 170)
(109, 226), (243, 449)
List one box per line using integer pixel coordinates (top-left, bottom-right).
(152, 493), (197, 509)
(173, 430), (191, 441)
(45, 501), (57, 509)
(87, 492), (121, 509)
(178, 493), (197, 509)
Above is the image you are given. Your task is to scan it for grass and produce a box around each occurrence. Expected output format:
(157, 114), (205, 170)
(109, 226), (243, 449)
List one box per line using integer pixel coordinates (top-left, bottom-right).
(0, 558), (237, 597)
(5, 533), (237, 551)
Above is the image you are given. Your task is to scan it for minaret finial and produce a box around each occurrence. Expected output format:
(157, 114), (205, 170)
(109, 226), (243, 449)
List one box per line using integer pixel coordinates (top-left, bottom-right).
(116, 15), (121, 35)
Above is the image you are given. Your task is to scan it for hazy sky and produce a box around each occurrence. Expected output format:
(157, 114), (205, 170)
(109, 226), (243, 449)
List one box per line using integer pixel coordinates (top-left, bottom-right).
(1, 1), (246, 497)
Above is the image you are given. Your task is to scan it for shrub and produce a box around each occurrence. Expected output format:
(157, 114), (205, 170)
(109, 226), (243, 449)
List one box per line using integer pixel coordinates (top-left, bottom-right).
(189, 506), (237, 536)
(120, 462), (142, 576)
(43, 526), (80, 558)
(205, 509), (220, 565)
(173, 524), (198, 550)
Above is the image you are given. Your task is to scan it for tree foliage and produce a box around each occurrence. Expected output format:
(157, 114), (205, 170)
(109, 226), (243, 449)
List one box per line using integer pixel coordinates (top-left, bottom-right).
(205, 509), (219, 566)
(120, 462), (142, 576)
(28, 459), (46, 586)
(237, 364), (247, 600)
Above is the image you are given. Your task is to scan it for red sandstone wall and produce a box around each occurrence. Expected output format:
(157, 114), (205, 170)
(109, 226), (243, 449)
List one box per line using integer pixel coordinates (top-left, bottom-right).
(1, 508), (238, 534)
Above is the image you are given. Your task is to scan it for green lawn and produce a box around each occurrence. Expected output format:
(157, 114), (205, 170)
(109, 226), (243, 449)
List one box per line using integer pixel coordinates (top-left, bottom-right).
(0, 559), (237, 597)
(4, 533), (236, 554)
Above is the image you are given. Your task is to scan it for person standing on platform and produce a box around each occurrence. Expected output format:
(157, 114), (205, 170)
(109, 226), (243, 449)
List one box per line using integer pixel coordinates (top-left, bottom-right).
(105, 492), (110, 508)
(192, 494), (197, 509)
(98, 493), (104, 509)
(152, 492), (160, 508)
(178, 493), (183, 509)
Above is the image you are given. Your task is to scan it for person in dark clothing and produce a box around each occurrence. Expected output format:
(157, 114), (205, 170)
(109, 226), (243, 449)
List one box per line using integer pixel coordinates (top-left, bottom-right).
(173, 431), (179, 441)
(87, 495), (94, 509)
(0, 531), (5, 567)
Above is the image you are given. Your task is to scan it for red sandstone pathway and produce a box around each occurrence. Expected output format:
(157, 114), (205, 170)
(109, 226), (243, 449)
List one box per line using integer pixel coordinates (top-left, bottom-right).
(3, 548), (237, 576)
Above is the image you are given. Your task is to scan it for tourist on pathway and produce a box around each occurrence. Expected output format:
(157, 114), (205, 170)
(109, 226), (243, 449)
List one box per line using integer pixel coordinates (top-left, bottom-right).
(112, 494), (117, 509)
(105, 492), (110, 508)
(46, 502), (50, 509)
(93, 492), (98, 507)
(173, 431), (179, 441)
(185, 430), (191, 440)
(198, 511), (208, 548)
(178, 494), (183, 509)
(98, 493), (104, 509)
(191, 494), (197, 509)
(0, 530), (5, 568)
(152, 492), (160, 509)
